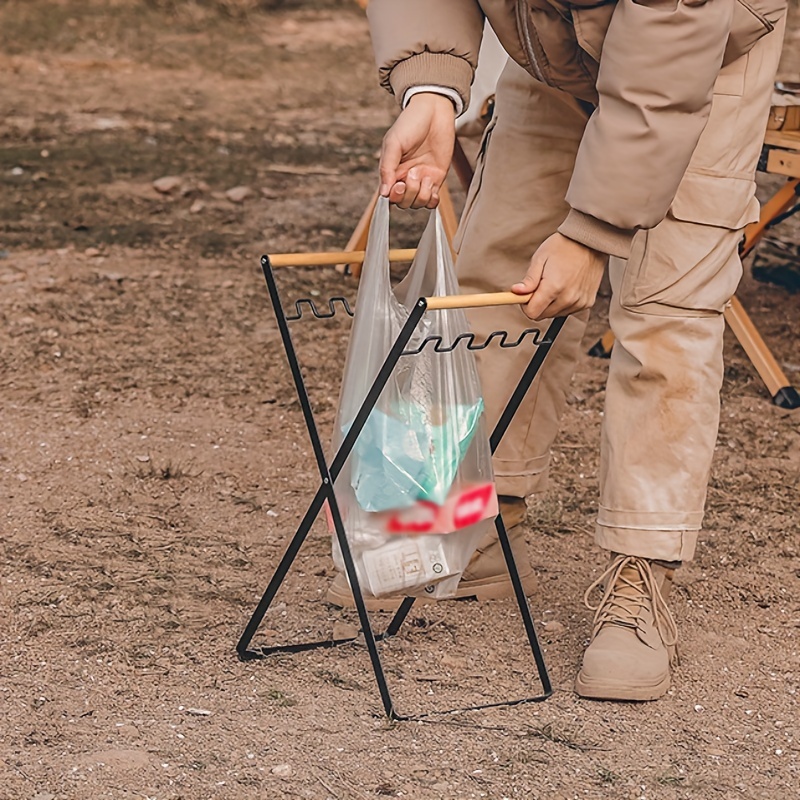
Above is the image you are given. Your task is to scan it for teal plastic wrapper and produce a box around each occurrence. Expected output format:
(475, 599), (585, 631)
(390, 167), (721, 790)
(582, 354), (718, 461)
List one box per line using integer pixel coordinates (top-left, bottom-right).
(347, 398), (484, 512)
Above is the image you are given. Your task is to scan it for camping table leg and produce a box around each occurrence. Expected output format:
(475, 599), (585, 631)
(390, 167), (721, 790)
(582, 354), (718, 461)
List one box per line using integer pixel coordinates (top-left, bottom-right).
(724, 296), (800, 408)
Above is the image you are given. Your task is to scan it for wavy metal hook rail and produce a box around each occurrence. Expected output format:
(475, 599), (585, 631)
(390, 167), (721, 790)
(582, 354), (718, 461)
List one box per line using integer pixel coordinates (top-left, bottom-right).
(401, 327), (548, 356)
(282, 295), (549, 356)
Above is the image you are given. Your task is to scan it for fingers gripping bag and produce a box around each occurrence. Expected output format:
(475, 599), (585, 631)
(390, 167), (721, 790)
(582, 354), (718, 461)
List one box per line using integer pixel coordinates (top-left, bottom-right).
(329, 197), (498, 599)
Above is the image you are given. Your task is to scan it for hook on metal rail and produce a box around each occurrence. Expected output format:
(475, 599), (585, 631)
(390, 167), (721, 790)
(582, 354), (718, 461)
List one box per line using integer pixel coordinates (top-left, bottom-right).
(285, 296), (355, 321)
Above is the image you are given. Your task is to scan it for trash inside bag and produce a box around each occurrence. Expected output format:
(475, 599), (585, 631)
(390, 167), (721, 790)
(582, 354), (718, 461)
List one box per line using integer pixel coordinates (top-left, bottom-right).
(332, 517), (494, 599)
(347, 398), (484, 512)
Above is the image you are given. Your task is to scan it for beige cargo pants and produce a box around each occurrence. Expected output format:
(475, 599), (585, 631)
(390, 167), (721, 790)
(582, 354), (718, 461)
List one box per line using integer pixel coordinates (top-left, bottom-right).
(455, 27), (784, 562)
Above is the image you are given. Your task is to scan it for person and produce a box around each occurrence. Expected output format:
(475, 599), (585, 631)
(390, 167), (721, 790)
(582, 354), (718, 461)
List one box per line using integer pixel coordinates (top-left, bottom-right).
(328, 0), (787, 701)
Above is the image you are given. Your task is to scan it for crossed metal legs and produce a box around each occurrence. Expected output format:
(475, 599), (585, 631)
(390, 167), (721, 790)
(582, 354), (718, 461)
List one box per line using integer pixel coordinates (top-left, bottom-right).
(237, 255), (566, 719)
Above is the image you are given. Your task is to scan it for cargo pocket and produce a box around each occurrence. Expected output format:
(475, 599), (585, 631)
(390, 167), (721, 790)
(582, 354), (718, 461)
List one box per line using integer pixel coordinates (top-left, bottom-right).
(725, 0), (786, 65)
(672, 171), (760, 230)
(619, 173), (758, 315)
(453, 114), (497, 252)
(714, 49), (749, 97)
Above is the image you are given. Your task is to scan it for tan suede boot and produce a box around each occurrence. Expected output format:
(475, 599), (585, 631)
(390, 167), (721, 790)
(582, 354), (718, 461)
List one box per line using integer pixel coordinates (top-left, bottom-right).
(325, 496), (536, 611)
(575, 554), (678, 701)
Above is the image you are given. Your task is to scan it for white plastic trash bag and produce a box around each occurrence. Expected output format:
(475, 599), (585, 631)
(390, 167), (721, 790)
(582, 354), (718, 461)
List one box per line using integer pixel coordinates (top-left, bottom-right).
(329, 197), (498, 599)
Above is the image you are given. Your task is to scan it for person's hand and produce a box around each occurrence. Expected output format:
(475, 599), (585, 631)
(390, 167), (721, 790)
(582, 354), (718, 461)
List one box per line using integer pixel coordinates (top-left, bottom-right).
(379, 93), (456, 209)
(511, 233), (609, 320)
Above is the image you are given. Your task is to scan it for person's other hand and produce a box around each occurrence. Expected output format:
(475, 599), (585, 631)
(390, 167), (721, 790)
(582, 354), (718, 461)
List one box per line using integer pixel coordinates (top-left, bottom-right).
(511, 233), (609, 320)
(379, 93), (456, 209)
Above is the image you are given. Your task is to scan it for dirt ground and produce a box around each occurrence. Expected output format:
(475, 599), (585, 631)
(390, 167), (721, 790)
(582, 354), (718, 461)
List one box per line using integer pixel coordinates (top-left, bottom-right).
(1, 2), (799, 799)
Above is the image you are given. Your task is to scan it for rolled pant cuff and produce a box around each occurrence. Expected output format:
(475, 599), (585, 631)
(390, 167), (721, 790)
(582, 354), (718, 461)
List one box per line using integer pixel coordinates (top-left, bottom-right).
(595, 523), (699, 562)
(493, 455), (550, 500)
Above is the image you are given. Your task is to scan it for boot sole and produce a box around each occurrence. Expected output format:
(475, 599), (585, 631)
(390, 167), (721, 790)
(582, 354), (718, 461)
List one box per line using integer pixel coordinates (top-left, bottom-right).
(325, 572), (538, 612)
(574, 670), (671, 702)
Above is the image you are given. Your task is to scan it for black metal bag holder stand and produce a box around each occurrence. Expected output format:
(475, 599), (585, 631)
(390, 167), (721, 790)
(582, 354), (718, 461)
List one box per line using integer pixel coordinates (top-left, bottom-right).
(237, 251), (567, 720)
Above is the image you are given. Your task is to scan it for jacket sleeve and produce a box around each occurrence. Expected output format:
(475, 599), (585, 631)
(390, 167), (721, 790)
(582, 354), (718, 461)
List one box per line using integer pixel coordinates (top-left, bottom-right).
(560, 0), (735, 258)
(366, 0), (485, 111)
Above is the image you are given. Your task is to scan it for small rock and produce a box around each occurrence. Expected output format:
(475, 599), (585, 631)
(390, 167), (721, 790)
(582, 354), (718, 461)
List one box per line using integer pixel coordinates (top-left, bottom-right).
(332, 621), (360, 640)
(271, 763), (293, 778)
(84, 247), (101, 258)
(11, 166), (23, 176)
(153, 175), (183, 195)
(189, 200), (205, 214)
(221, 280), (234, 289)
(543, 620), (565, 634)
(135, 455), (150, 463)
(260, 187), (278, 199)
(78, 749), (150, 769)
(32, 793), (56, 800)
(225, 185), (254, 204)
(91, 116), (129, 131)
(440, 653), (466, 670)
(185, 707), (212, 717)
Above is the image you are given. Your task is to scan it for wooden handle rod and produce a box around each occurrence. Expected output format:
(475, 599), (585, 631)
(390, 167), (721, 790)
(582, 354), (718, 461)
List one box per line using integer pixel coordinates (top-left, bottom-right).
(268, 249), (416, 267)
(425, 291), (531, 310)
(266, 252), (533, 310)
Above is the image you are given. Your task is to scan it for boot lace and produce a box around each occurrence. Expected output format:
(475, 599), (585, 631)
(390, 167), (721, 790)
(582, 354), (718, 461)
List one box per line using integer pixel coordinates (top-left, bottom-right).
(583, 555), (678, 648)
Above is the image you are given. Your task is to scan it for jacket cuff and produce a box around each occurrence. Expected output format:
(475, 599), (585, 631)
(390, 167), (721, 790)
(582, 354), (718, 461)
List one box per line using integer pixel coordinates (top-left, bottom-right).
(387, 52), (474, 113)
(558, 209), (636, 259)
(403, 85), (464, 117)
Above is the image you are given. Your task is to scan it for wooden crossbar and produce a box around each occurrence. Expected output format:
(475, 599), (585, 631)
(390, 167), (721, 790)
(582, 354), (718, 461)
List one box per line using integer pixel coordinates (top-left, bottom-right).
(268, 249), (416, 267)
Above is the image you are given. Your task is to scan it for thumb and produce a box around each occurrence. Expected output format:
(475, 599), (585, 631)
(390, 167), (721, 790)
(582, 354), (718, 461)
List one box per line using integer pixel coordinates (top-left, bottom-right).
(511, 274), (539, 295)
(512, 254), (545, 295)
(379, 135), (402, 196)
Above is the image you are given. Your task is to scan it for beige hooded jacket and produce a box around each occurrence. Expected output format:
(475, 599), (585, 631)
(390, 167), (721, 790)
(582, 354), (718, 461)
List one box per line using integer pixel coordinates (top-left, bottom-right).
(367, 0), (787, 257)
